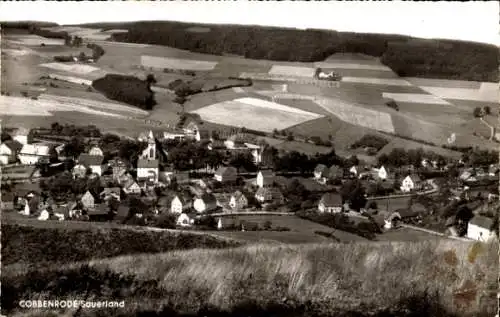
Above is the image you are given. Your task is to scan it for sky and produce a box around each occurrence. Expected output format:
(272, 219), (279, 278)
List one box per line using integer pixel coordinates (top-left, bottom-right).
(1, 1), (499, 46)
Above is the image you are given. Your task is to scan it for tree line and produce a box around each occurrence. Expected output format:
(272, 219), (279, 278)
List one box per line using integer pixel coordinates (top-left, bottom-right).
(100, 21), (499, 82)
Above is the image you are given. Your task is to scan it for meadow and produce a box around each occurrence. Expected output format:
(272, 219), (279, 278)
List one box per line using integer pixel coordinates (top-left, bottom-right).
(3, 237), (497, 317)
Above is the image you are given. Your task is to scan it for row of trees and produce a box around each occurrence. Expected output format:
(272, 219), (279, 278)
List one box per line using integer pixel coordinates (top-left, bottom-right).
(49, 122), (102, 138)
(104, 21), (498, 82)
(378, 147), (447, 168)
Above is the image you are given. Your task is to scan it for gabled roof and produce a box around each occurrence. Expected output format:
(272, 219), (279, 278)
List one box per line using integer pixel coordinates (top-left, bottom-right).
(405, 174), (421, 182)
(469, 215), (494, 229)
(78, 153), (104, 167)
(101, 187), (121, 196)
(232, 190), (246, 199)
(197, 193), (217, 204)
(315, 164), (328, 174)
(137, 159), (159, 169)
(2, 140), (23, 152)
(173, 192), (193, 205)
(255, 187), (283, 199)
(12, 127), (30, 136)
(320, 192), (342, 207)
(259, 169), (275, 177)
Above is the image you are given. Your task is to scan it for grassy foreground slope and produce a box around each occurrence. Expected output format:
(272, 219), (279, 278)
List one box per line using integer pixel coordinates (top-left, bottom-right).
(78, 21), (500, 82)
(3, 233), (498, 316)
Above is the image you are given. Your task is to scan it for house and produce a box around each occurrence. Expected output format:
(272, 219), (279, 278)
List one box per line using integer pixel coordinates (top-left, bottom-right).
(118, 172), (134, 187)
(100, 187), (121, 202)
(459, 170), (473, 181)
(488, 164), (499, 176)
(384, 212), (403, 230)
(467, 216), (495, 242)
(400, 174), (422, 193)
(377, 166), (388, 180)
(255, 187), (285, 204)
(171, 194), (192, 214)
(230, 191), (248, 210)
(81, 190), (96, 209)
(0, 140), (22, 164)
(72, 164), (88, 178)
(87, 204), (111, 222)
(140, 130), (158, 160)
(257, 170), (275, 188)
(37, 209), (51, 221)
(216, 216), (242, 230)
(214, 166), (237, 183)
(314, 164), (329, 182)
(162, 129), (187, 141)
(348, 165), (358, 177)
(318, 192), (342, 213)
(183, 121), (199, 136)
(12, 127), (32, 145)
(77, 153), (104, 176)
(193, 193), (218, 213)
(214, 193), (231, 209)
(176, 212), (197, 227)
(174, 171), (190, 184)
(137, 159), (159, 183)
(88, 146), (104, 156)
(18, 143), (50, 165)
(122, 179), (141, 195)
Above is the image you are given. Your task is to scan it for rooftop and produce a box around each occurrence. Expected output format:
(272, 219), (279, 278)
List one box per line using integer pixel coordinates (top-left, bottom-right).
(78, 153), (104, 167)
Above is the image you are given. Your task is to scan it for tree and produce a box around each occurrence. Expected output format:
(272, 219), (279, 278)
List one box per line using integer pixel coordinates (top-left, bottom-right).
(341, 180), (367, 212)
(484, 106), (491, 115)
(473, 107), (484, 118)
(146, 74), (157, 85)
(78, 52), (86, 61)
(62, 136), (85, 159)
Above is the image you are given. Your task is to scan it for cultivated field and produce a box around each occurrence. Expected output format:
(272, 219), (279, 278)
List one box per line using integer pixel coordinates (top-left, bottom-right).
(191, 97), (323, 132)
(420, 86), (499, 103)
(46, 73), (92, 86)
(315, 97), (395, 133)
(268, 65), (316, 78)
(141, 55), (218, 71)
(38, 62), (101, 75)
(340, 77), (412, 86)
(314, 61), (393, 71)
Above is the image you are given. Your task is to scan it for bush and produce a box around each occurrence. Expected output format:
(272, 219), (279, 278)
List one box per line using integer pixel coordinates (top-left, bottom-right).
(386, 100), (399, 111)
(473, 107), (484, 118)
(92, 74), (157, 110)
(153, 213), (177, 229)
(352, 134), (389, 151)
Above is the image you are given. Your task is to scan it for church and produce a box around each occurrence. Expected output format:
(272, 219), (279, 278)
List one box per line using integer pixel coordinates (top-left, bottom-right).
(137, 131), (160, 183)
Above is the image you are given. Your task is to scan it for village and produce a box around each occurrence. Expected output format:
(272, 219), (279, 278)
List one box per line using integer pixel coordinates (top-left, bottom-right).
(1, 116), (499, 243)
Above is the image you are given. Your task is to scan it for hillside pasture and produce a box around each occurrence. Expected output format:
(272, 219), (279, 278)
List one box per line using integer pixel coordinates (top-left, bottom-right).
(314, 61), (393, 71)
(39, 62), (101, 75)
(394, 101), (468, 126)
(315, 98), (395, 133)
(382, 92), (451, 105)
(191, 97), (323, 132)
(141, 55), (218, 71)
(420, 86), (499, 103)
(377, 137), (463, 160)
(212, 214), (366, 243)
(323, 68), (399, 79)
(2, 48), (33, 57)
(4, 34), (64, 46)
(268, 65), (316, 78)
(404, 77), (482, 89)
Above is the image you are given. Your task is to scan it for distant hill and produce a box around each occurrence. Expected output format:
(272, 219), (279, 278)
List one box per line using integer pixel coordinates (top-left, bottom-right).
(73, 20), (499, 82)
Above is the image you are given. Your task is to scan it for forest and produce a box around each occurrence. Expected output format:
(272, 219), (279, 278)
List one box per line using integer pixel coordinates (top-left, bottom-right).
(97, 21), (499, 82)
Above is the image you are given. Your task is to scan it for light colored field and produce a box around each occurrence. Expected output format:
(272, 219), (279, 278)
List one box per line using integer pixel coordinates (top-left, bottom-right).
(382, 92), (451, 105)
(38, 94), (149, 116)
(268, 65), (316, 78)
(2, 49), (32, 57)
(191, 97), (323, 132)
(185, 26), (211, 33)
(378, 137), (463, 160)
(47, 74), (92, 86)
(314, 62), (393, 71)
(404, 77), (482, 89)
(141, 55), (218, 71)
(315, 98), (395, 133)
(93, 40), (152, 48)
(5, 35), (64, 46)
(0, 95), (125, 118)
(42, 26), (113, 40)
(341, 77), (412, 86)
(232, 87), (245, 93)
(420, 86), (499, 103)
(39, 63), (101, 75)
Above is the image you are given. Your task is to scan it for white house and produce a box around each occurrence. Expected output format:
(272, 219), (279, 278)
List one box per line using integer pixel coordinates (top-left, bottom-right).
(171, 195), (192, 214)
(193, 194), (218, 213)
(400, 174), (422, 193)
(318, 192), (342, 213)
(12, 127), (31, 145)
(467, 216), (495, 242)
(122, 180), (141, 195)
(77, 154), (104, 176)
(0, 140), (22, 165)
(314, 164), (329, 182)
(257, 170), (275, 188)
(88, 146), (104, 156)
(377, 166), (388, 180)
(349, 166), (358, 177)
(230, 191), (248, 210)
(137, 159), (159, 183)
(37, 209), (50, 221)
(72, 164), (88, 178)
(176, 213), (196, 227)
(18, 144), (50, 165)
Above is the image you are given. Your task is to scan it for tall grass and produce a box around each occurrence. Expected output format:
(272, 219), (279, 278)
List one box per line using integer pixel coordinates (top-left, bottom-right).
(3, 240), (497, 316)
